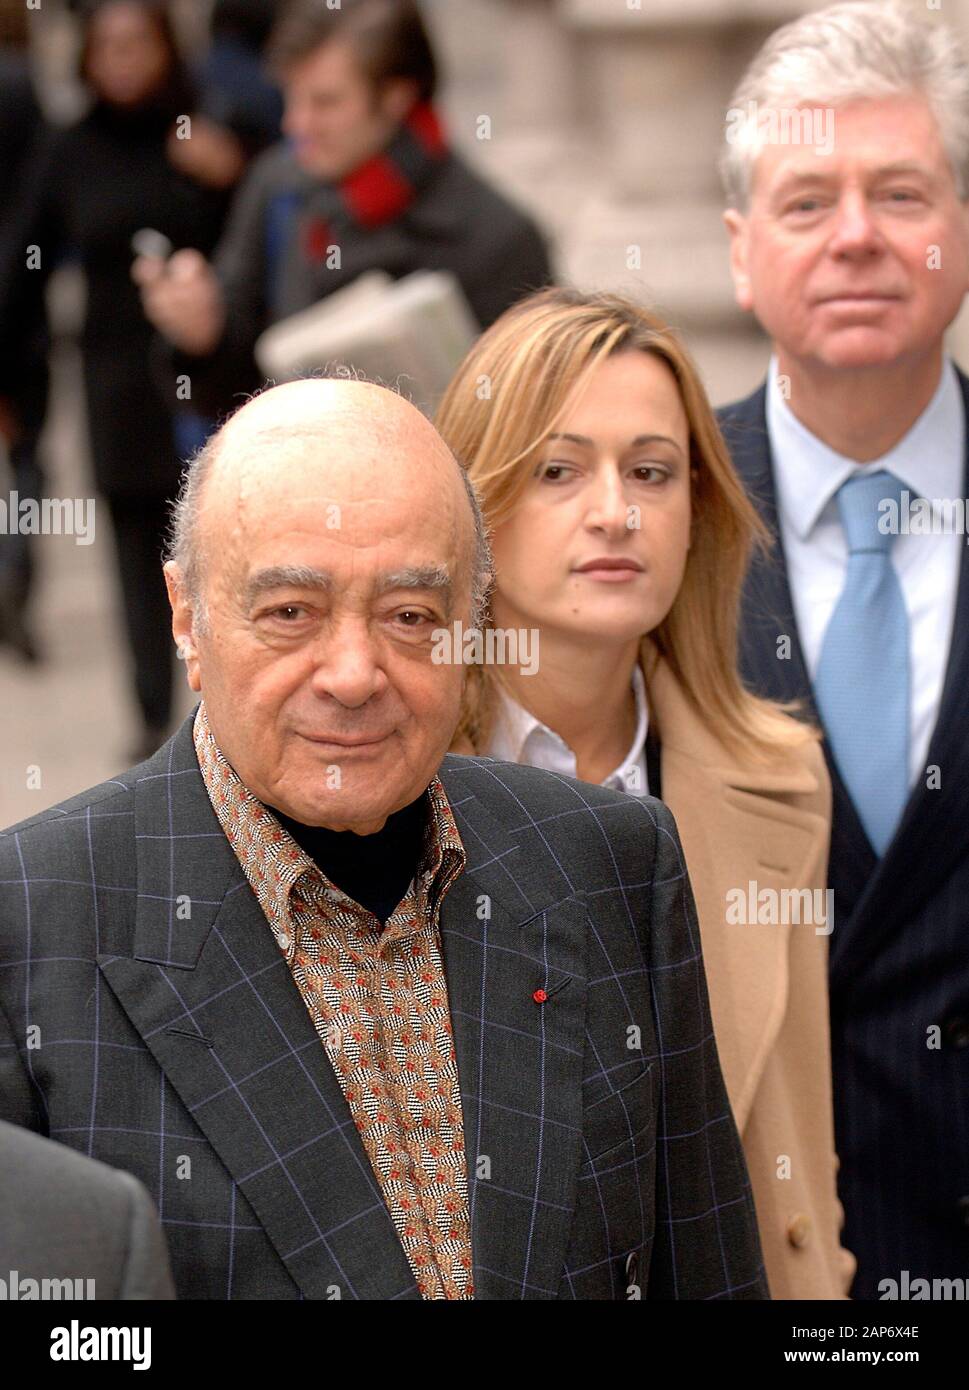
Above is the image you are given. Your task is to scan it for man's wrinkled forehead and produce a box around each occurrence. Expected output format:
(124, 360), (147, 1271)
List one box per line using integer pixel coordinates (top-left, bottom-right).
(206, 411), (429, 521)
(748, 94), (954, 205)
(201, 413), (469, 586)
(216, 377), (424, 459)
(218, 411), (399, 476)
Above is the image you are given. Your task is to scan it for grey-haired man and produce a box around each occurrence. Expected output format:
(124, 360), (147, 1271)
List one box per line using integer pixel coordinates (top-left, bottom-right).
(718, 1), (969, 1298)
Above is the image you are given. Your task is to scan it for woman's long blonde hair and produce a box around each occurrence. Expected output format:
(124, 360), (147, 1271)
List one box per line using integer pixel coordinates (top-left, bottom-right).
(435, 286), (813, 765)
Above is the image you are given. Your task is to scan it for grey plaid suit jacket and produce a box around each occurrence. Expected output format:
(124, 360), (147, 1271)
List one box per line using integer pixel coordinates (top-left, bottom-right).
(0, 713), (767, 1300)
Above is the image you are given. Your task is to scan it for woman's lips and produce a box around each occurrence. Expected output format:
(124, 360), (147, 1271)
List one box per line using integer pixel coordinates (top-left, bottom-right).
(573, 559), (645, 583)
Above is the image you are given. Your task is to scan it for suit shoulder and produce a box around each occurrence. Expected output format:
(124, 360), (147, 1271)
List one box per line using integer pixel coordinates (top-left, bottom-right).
(0, 772), (134, 853)
(716, 382), (768, 429)
(0, 1119), (137, 1210)
(223, 138), (303, 217)
(0, 726), (193, 848)
(441, 752), (621, 803)
(434, 154), (544, 239)
(0, 1121), (173, 1296)
(440, 753), (671, 837)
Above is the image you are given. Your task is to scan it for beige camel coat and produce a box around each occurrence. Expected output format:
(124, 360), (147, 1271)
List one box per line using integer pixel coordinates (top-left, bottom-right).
(644, 655), (854, 1299)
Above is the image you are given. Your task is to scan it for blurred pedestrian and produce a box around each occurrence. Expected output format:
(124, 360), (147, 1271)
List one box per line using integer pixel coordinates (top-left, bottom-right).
(0, 0), (50, 661)
(0, 0), (230, 757)
(134, 0), (553, 419)
(194, 0), (284, 164)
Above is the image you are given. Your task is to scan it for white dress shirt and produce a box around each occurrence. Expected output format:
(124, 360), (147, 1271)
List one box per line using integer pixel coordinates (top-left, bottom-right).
(766, 354), (964, 787)
(486, 662), (650, 796)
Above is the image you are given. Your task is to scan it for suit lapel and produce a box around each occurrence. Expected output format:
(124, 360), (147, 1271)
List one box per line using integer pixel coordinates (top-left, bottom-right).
(97, 719), (420, 1301)
(723, 389), (814, 706)
(437, 757), (588, 1300)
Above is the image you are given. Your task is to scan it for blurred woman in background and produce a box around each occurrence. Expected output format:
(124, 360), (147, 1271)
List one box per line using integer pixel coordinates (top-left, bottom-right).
(0, 0), (231, 757)
(0, 0), (50, 661)
(436, 286), (854, 1300)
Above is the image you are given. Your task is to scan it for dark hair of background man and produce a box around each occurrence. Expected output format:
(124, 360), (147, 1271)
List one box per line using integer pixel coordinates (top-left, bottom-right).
(267, 0), (438, 104)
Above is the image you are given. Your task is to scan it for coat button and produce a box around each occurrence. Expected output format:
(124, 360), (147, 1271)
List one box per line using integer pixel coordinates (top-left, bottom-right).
(943, 1016), (969, 1049)
(625, 1250), (640, 1286)
(787, 1213), (812, 1248)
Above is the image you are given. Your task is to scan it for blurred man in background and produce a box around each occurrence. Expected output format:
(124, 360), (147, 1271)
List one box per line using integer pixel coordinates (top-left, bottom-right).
(718, 1), (969, 1298)
(135, 0), (552, 419)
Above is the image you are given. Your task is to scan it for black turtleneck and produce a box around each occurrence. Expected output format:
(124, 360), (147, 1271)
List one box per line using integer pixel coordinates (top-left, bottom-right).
(274, 794), (430, 926)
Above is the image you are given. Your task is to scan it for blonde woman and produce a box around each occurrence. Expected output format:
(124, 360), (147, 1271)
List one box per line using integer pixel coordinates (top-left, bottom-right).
(436, 287), (855, 1300)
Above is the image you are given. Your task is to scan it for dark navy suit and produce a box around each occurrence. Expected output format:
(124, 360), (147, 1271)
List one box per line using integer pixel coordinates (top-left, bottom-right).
(719, 379), (969, 1299)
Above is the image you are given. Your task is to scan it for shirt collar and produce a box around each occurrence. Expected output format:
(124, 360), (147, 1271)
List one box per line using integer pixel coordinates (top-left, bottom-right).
(192, 702), (465, 943)
(766, 353), (965, 541)
(489, 662), (649, 793)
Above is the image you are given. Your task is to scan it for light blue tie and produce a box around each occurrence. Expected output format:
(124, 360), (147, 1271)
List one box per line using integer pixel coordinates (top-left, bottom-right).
(813, 470), (910, 856)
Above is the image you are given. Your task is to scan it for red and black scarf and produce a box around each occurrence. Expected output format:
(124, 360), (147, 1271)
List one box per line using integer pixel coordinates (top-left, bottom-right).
(301, 101), (448, 263)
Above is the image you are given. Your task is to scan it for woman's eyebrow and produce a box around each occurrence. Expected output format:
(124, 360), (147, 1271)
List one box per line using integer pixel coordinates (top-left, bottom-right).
(546, 431), (683, 453)
(546, 432), (594, 446)
(629, 434), (684, 453)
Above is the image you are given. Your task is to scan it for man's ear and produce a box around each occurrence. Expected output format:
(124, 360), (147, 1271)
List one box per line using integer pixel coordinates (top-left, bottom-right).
(723, 208), (754, 314)
(164, 560), (202, 693)
(380, 77), (420, 126)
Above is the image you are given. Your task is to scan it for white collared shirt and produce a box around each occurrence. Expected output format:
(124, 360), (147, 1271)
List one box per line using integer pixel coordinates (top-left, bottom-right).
(766, 354), (963, 786)
(486, 663), (650, 796)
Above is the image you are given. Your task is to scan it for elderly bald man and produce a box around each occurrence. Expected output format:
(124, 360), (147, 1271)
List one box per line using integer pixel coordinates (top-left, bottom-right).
(0, 379), (765, 1301)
